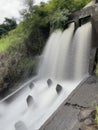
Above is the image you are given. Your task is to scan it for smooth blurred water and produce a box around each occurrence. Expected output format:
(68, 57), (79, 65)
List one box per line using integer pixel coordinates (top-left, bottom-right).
(38, 22), (92, 81)
(38, 23), (74, 80)
(0, 22), (92, 130)
(73, 22), (92, 80)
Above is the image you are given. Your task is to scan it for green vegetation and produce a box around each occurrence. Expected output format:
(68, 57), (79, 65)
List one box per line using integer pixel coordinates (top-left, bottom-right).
(0, 0), (91, 53)
(0, 18), (17, 38)
(0, 0), (92, 91)
(0, 22), (27, 52)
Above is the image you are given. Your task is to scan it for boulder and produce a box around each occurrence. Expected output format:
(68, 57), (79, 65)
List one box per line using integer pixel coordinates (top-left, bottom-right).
(56, 84), (62, 94)
(15, 121), (27, 130)
(47, 79), (53, 87)
(26, 95), (33, 107)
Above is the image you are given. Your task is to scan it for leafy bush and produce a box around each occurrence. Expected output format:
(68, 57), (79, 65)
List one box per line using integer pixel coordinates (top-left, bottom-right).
(0, 18), (17, 37)
(0, 22), (26, 52)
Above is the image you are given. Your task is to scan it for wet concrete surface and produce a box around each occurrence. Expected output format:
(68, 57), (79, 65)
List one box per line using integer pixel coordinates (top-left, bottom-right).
(39, 76), (98, 130)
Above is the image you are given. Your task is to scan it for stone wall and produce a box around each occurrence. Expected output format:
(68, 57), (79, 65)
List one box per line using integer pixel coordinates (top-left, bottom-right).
(67, 3), (98, 75)
(68, 3), (98, 22)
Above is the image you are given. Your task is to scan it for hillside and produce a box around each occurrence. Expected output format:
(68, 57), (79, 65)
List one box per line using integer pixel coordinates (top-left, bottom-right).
(0, 0), (96, 92)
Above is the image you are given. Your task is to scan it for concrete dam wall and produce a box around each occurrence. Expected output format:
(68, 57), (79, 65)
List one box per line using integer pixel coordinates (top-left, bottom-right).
(66, 2), (98, 75)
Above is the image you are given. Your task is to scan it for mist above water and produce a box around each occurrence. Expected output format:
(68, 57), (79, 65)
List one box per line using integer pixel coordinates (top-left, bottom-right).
(0, 22), (92, 130)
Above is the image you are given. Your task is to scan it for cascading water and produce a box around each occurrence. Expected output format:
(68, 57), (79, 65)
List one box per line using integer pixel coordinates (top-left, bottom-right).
(38, 22), (92, 81)
(73, 22), (92, 80)
(38, 23), (74, 80)
(0, 22), (92, 130)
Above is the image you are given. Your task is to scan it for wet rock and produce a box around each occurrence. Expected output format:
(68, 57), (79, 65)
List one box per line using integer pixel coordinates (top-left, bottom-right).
(47, 79), (53, 87)
(15, 121), (27, 130)
(78, 109), (94, 122)
(29, 82), (34, 89)
(56, 84), (62, 94)
(26, 95), (33, 107)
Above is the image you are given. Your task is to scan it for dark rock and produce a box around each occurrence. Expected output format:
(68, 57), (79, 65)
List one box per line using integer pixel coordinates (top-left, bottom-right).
(29, 82), (34, 89)
(56, 84), (62, 94)
(78, 109), (94, 122)
(47, 79), (53, 87)
(26, 95), (33, 107)
(15, 121), (27, 130)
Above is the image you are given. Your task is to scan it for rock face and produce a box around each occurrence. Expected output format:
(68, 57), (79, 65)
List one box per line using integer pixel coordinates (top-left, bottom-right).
(47, 79), (53, 87)
(26, 95), (33, 107)
(56, 84), (62, 94)
(15, 121), (27, 130)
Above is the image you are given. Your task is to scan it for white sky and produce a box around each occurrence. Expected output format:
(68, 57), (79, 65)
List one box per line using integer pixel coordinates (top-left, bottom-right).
(0, 0), (48, 23)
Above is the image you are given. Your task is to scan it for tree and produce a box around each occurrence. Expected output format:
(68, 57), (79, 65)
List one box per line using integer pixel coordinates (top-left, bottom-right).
(19, 0), (91, 55)
(50, 8), (69, 31)
(20, 0), (34, 20)
(0, 18), (17, 37)
(4, 18), (17, 30)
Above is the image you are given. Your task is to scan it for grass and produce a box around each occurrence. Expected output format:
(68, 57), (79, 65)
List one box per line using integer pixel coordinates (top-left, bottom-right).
(0, 22), (26, 52)
(0, 37), (11, 52)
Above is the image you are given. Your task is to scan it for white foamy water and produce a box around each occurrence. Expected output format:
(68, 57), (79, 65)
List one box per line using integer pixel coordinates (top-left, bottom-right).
(0, 22), (92, 130)
(0, 79), (82, 130)
(74, 22), (92, 80)
(38, 23), (74, 80)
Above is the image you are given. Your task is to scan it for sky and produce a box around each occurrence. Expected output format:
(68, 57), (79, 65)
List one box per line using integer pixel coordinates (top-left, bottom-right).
(0, 0), (48, 23)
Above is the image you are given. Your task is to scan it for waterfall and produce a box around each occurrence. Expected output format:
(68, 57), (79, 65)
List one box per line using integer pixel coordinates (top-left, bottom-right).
(38, 22), (92, 81)
(0, 22), (92, 130)
(73, 22), (92, 80)
(38, 23), (75, 80)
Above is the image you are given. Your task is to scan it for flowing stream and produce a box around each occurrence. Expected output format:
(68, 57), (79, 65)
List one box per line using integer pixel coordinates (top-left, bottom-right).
(0, 22), (92, 130)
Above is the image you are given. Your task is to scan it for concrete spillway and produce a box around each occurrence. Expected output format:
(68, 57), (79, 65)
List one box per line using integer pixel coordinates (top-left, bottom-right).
(0, 22), (92, 130)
